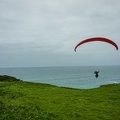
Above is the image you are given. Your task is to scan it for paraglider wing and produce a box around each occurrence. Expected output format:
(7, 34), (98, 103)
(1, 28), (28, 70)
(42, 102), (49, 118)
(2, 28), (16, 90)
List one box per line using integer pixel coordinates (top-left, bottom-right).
(74, 37), (118, 52)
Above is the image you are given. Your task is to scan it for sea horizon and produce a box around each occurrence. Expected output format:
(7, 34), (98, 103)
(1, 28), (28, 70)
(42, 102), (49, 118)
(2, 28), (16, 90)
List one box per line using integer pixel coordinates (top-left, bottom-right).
(0, 64), (120, 68)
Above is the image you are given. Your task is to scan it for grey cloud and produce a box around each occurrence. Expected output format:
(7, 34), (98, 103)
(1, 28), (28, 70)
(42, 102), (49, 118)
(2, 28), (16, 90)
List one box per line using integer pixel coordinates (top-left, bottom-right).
(0, 0), (120, 67)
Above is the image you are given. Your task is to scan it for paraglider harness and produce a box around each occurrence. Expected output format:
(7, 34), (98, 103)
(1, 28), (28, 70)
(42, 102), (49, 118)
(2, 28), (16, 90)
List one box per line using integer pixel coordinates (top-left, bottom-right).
(94, 71), (99, 78)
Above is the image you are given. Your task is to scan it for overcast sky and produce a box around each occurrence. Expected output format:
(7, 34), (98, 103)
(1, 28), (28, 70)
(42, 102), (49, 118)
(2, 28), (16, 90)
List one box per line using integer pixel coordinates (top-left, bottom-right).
(0, 0), (120, 67)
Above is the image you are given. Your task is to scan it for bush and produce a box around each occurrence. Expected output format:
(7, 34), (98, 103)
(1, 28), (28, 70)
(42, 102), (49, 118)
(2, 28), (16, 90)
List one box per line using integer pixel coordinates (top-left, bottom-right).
(0, 75), (22, 82)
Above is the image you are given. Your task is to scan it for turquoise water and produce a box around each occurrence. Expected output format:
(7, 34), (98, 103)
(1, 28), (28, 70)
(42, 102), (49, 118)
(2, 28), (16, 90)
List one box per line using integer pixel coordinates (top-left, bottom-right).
(0, 66), (120, 89)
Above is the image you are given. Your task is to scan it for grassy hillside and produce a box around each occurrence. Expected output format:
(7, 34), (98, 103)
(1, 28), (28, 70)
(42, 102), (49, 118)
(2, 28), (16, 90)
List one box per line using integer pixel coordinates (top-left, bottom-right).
(0, 75), (120, 120)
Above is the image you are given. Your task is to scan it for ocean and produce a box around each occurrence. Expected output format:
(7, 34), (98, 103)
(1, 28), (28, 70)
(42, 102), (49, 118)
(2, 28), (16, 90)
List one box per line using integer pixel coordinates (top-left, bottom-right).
(0, 66), (120, 89)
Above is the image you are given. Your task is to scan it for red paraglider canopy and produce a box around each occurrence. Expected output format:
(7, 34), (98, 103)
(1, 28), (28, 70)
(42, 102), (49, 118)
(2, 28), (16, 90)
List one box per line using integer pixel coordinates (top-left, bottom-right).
(74, 37), (118, 52)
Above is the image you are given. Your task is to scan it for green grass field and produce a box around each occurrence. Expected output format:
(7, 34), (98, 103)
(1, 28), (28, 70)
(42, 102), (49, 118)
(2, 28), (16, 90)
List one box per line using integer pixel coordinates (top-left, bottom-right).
(0, 75), (120, 120)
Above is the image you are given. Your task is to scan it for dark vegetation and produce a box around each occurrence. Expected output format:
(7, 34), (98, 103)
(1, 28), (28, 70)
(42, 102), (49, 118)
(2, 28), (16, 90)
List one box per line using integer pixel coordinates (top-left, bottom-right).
(0, 75), (120, 120)
(0, 75), (22, 82)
